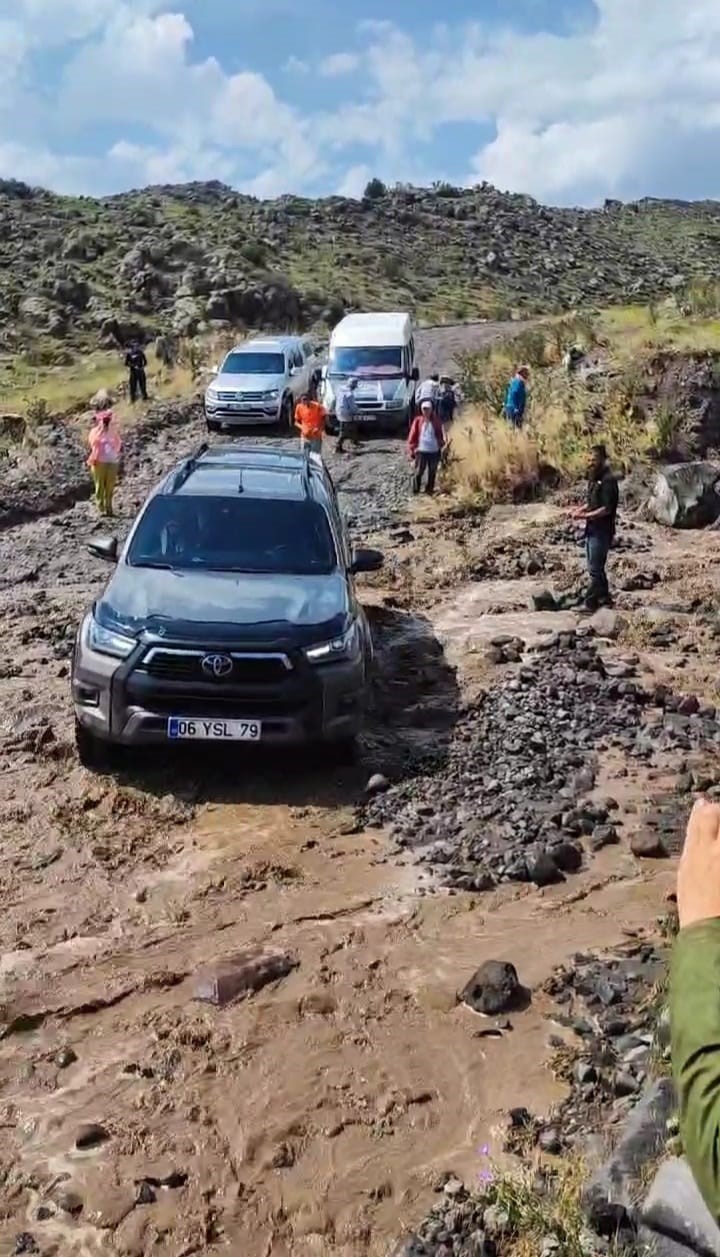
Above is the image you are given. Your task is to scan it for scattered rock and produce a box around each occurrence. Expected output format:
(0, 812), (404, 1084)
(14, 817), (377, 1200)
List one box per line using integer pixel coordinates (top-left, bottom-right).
(460, 960), (527, 1015)
(366, 773), (390, 796)
(55, 1046), (77, 1069)
(75, 1123), (110, 1150)
(631, 831), (669, 859)
(55, 1189), (83, 1216)
(193, 948), (298, 1006)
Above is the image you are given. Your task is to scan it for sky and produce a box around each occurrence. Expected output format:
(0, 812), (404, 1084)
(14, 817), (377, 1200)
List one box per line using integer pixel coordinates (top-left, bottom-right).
(1, 0), (719, 206)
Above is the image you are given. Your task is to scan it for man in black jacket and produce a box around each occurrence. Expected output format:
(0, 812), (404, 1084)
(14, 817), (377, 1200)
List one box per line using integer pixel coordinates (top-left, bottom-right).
(570, 443), (619, 610)
(125, 342), (148, 403)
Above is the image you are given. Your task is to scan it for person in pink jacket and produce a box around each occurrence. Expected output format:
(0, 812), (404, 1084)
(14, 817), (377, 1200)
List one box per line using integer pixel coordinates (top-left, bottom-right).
(87, 409), (122, 516)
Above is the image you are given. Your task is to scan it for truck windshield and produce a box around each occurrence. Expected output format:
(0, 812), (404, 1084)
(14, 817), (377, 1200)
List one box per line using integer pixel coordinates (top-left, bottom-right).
(128, 497), (337, 576)
(221, 352), (285, 375)
(329, 346), (403, 376)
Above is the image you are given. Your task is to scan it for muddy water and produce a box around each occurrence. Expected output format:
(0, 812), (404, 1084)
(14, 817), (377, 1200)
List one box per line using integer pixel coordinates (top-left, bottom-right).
(0, 414), (689, 1256)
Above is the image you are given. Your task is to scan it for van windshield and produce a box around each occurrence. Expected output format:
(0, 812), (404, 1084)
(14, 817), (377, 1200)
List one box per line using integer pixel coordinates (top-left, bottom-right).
(329, 346), (403, 377)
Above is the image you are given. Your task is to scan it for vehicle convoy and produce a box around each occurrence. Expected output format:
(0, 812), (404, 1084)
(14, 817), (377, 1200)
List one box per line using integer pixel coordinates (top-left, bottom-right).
(72, 445), (383, 766)
(320, 312), (419, 435)
(204, 336), (323, 432)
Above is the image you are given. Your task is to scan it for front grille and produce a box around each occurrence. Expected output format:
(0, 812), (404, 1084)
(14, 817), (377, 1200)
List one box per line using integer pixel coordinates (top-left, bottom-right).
(142, 650), (291, 685)
(217, 391), (240, 401)
(126, 690), (307, 718)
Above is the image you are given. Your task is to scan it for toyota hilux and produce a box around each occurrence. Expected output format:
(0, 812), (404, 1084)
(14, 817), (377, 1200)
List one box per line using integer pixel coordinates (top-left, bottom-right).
(72, 445), (383, 766)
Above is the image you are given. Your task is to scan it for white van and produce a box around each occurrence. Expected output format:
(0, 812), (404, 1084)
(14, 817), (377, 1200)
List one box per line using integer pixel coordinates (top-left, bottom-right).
(321, 312), (418, 435)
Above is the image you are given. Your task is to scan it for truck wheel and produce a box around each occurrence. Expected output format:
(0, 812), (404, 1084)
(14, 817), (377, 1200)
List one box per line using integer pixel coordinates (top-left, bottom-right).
(280, 396), (293, 432)
(206, 419), (221, 434)
(75, 720), (115, 772)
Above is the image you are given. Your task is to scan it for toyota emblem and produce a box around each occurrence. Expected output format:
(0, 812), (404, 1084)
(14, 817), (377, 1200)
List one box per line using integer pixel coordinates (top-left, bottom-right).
(201, 653), (234, 679)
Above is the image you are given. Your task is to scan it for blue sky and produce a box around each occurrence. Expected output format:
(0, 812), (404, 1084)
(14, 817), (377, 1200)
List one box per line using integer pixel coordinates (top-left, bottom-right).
(0, 0), (718, 205)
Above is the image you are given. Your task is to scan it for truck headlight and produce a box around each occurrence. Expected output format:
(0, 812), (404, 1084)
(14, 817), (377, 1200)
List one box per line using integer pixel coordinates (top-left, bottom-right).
(87, 616), (135, 660)
(304, 621), (361, 665)
(263, 389), (280, 401)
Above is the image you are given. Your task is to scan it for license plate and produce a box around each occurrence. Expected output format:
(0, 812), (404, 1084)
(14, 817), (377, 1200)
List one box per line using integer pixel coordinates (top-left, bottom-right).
(167, 718), (261, 741)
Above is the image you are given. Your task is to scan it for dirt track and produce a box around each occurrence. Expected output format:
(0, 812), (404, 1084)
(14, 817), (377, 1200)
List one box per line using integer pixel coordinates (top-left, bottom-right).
(0, 325), (708, 1256)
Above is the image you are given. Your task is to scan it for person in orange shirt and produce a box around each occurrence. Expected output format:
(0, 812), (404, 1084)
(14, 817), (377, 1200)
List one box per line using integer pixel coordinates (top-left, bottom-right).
(87, 408), (122, 516)
(294, 391), (326, 455)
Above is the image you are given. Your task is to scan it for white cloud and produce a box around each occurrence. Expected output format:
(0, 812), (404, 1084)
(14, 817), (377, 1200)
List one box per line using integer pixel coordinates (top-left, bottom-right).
(319, 51), (359, 78)
(1, 0), (720, 205)
(335, 163), (371, 198)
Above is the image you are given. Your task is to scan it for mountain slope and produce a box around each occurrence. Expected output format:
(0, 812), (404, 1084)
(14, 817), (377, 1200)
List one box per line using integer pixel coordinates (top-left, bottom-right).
(2, 177), (720, 356)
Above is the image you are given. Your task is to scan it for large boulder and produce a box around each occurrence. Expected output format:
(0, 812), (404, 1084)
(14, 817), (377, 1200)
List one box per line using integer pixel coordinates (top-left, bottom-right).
(647, 462), (720, 528)
(638, 1158), (720, 1256)
(459, 960), (526, 1014)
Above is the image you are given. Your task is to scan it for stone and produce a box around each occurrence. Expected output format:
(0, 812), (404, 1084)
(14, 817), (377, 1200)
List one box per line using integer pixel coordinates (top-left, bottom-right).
(528, 851), (566, 887)
(482, 1204), (510, 1237)
(538, 1126), (562, 1155)
(55, 1189), (83, 1216)
(640, 1158), (720, 1257)
(549, 842), (583, 874)
(583, 1078), (676, 1230)
(533, 590), (559, 612)
(648, 462), (720, 529)
(75, 1123), (110, 1150)
(193, 948), (298, 1005)
(460, 960), (525, 1015)
(588, 608), (625, 639)
(366, 773), (390, 796)
(588, 824), (619, 851)
(136, 1181), (156, 1205)
(631, 831), (669, 859)
(14, 1236), (38, 1255)
(55, 1046), (77, 1069)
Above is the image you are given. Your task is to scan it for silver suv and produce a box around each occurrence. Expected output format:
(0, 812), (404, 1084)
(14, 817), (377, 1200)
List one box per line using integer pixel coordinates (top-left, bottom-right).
(204, 336), (323, 432)
(72, 444), (383, 767)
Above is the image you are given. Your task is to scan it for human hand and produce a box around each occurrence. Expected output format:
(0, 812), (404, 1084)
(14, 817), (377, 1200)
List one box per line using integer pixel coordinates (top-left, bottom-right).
(678, 798), (720, 930)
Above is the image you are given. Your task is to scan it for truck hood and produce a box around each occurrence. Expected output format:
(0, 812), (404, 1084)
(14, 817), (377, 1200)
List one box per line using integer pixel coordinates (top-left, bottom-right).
(208, 371), (284, 394)
(96, 566), (349, 645)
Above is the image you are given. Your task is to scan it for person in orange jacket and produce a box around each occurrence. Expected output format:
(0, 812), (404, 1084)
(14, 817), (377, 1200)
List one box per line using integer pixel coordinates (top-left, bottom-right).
(408, 399), (445, 495)
(87, 408), (122, 516)
(294, 391), (326, 454)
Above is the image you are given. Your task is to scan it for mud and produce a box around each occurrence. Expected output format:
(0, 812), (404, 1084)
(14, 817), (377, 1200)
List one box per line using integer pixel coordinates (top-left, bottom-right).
(0, 342), (711, 1257)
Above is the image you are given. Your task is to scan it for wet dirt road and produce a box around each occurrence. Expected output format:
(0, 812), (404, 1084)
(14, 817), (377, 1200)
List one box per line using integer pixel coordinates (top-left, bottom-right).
(0, 328), (689, 1257)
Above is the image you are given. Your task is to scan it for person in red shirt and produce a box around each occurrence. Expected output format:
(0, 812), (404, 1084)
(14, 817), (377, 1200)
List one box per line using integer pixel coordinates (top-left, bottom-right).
(294, 392), (326, 454)
(408, 399), (445, 495)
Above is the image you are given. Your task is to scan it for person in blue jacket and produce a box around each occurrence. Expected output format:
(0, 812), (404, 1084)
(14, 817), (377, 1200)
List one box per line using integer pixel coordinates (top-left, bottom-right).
(504, 366), (529, 428)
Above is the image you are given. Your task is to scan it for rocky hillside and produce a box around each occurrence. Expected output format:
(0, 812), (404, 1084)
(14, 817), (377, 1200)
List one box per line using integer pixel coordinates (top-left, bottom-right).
(3, 177), (720, 355)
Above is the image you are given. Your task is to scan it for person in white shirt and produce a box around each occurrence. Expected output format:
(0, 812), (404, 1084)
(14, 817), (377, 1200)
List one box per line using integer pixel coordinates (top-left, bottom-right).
(407, 399), (446, 495)
(416, 374), (440, 408)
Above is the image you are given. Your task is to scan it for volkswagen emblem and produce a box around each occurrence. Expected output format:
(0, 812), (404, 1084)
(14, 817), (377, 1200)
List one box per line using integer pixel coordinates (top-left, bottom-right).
(201, 653), (233, 680)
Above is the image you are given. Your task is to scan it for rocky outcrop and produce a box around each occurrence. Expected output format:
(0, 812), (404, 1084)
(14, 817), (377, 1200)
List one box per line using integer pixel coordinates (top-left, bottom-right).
(647, 462), (720, 528)
(5, 180), (720, 349)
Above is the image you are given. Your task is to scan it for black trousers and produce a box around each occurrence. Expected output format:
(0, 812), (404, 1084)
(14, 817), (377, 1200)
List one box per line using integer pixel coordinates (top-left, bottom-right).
(413, 451), (440, 494)
(129, 368), (147, 402)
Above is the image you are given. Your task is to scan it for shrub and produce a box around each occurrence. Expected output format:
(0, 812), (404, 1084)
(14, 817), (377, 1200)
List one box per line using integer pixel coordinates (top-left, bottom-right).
(363, 178), (387, 201)
(25, 397), (50, 426)
(241, 240), (266, 266)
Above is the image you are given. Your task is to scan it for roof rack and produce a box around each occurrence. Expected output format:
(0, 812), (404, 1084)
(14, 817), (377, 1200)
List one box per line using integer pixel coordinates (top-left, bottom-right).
(168, 443), (209, 493)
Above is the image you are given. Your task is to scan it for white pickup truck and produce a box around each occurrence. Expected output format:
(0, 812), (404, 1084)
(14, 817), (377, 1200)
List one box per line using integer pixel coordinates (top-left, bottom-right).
(205, 335), (324, 432)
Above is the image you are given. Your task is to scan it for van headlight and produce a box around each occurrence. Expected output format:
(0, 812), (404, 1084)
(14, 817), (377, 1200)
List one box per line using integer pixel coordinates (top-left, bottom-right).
(87, 616), (136, 660)
(304, 621), (361, 665)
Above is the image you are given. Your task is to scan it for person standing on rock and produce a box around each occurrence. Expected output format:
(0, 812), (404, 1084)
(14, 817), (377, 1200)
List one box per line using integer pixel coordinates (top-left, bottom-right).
(294, 391), (326, 455)
(504, 366), (529, 428)
(336, 378), (360, 454)
(672, 797), (720, 1221)
(408, 399), (445, 495)
(87, 409), (122, 517)
(569, 443), (619, 611)
(125, 342), (148, 404)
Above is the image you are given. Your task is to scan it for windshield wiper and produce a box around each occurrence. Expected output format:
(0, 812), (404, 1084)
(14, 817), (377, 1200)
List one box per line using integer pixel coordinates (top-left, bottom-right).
(132, 561), (176, 570)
